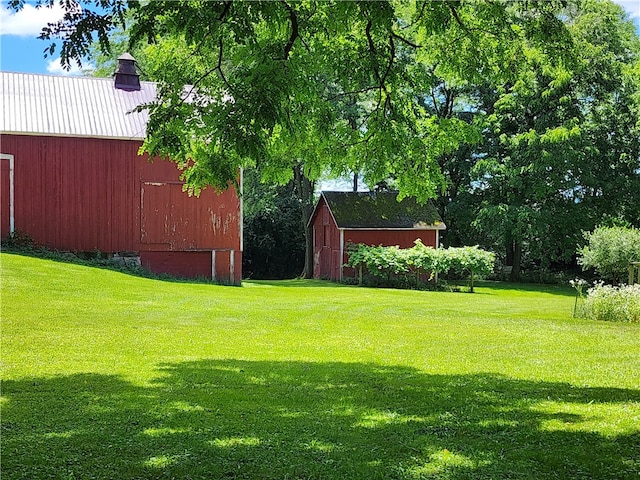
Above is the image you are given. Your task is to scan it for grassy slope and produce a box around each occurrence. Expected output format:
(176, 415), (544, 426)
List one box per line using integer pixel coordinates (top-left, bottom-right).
(1, 252), (639, 479)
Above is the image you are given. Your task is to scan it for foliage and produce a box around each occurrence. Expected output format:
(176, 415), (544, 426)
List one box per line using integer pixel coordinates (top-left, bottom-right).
(3, 253), (640, 479)
(345, 240), (495, 292)
(445, 0), (640, 278)
(446, 245), (496, 292)
(580, 283), (640, 323)
(9, 0), (577, 202)
(242, 169), (305, 279)
(578, 226), (640, 284)
(1, 230), (36, 250)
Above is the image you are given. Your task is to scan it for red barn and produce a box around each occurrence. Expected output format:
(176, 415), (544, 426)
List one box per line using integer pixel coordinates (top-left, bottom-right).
(0, 58), (242, 284)
(309, 191), (445, 281)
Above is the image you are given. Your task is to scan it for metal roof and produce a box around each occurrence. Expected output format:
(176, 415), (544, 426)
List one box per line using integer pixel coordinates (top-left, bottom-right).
(1, 71), (157, 140)
(312, 191), (446, 229)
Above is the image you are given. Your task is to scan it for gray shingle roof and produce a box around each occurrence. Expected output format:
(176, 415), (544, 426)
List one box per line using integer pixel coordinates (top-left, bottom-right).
(318, 191), (445, 229)
(1, 71), (156, 140)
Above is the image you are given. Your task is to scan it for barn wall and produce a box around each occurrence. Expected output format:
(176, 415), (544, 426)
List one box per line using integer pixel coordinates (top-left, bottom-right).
(344, 229), (437, 249)
(1, 157), (11, 237)
(311, 199), (341, 280)
(1, 134), (241, 283)
(141, 251), (213, 279)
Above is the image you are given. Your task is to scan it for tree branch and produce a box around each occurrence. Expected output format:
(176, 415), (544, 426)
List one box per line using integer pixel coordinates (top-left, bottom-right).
(448, 3), (470, 33)
(214, 35), (232, 92)
(391, 31), (422, 49)
(177, 34), (232, 110)
(281, 1), (299, 60)
(218, 0), (232, 22)
(431, 88), (441, 117)
(365, 19), (382, 83)
(380, 35), (395, 92)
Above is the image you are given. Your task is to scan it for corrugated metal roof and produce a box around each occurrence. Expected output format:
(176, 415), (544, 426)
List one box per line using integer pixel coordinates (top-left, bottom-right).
(315, 191), (446, 229)
(1, 71), (157, 140)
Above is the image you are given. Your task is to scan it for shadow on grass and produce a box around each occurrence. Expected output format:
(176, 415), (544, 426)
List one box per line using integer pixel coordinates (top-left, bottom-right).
(3, 361), (638, 479)
(244, 279), (346, 288)
(474, 280), (577, 298)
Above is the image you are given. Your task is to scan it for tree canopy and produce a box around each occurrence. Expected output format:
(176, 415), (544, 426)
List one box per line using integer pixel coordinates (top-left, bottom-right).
(12, 0), (574, 202)
(463, 0), (640, 276)
(12, 0), (639, 279)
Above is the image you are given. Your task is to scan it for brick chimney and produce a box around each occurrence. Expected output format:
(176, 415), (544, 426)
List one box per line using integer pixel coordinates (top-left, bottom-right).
(114, 53), (141, 91)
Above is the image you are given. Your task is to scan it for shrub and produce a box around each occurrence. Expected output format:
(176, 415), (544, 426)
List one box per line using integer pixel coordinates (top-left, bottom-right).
(578, 226), (640, 284)
(447, 246), (496, 293)
(581, 283), (640, 323)
(345, 241), (495, 292)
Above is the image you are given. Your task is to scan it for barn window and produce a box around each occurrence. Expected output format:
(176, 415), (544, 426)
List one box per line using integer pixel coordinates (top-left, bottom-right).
(323, 225), (331, 246)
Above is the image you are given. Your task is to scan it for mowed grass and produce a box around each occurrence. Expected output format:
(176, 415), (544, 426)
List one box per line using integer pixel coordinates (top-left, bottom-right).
(1, 252), (639, 480)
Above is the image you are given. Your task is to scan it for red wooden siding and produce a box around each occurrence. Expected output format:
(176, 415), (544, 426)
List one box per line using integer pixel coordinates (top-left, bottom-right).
(140, 181), (238, 250)
(1, 158), (10, 237)
(344, 230), (436, 249)
(141, 251), (213, 279)
(1, 134), (241, 283)
(212, 250), (242, 285)
(312, 200), (340, 280)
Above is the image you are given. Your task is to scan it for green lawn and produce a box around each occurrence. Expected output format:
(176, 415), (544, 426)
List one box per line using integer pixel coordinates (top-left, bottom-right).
(1, 252), (639, 479)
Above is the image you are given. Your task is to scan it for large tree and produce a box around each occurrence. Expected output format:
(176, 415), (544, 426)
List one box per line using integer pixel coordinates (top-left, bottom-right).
(13, 0), (581, 276)
(466, 0), (640, 279)
(13, 0), (574, 195)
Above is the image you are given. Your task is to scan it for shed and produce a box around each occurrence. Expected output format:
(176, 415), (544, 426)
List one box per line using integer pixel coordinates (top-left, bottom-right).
(309, 191), (446, 281)
(0, 57), (242, 284)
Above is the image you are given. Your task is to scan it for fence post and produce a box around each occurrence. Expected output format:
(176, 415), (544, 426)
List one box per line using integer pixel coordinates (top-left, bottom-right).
(630, 262), (640, 285)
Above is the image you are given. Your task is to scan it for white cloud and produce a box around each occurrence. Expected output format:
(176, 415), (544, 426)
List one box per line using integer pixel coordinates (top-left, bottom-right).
(46, 57), (94, 77)
(613, 1), (640, 21)
(0, 3), (65, 37)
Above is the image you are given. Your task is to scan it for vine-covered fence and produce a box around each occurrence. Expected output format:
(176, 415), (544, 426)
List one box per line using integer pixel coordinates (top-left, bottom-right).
(344, 240), (495, 292)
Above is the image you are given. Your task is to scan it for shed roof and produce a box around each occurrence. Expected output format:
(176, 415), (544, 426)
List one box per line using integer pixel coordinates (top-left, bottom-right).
(1, 71), (156, 140)
(314, 191), (446, 229)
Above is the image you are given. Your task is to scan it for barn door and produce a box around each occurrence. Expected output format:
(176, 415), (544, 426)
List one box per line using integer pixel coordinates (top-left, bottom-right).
(140, 181), (171, 245)
(0, 154), (14, 240)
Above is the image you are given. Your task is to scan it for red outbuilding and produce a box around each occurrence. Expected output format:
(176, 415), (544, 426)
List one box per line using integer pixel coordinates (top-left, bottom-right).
(309, 191), (446, 281)
(0, 56), (242, 284)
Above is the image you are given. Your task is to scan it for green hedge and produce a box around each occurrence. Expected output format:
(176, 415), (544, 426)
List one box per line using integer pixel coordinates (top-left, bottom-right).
(345, 240), (495, 292)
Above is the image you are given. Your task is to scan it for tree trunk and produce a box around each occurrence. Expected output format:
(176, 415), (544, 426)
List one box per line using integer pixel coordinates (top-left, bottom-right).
(294, 164), (316, 279)
(505, 231), (514, 268)
(510, 238), (522, 282)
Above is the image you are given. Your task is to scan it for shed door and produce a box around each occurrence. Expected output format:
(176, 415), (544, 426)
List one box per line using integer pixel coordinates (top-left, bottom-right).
(1, 156), (13, 239)
(320, 224), (331, 278)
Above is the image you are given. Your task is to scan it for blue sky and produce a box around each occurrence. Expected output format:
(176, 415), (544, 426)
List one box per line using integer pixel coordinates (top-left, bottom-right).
(1, 0), (640, 76)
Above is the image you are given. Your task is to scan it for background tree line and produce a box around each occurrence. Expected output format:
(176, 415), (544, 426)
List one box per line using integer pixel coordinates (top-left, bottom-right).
(21, 0), (640, 280)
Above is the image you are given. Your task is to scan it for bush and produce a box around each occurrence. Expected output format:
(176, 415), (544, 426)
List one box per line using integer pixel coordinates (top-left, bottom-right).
(578, 226), (640, 284)
(345, 241), (495, 292)
(581, 283), (640, 323)
(446, 246), (495, 292)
